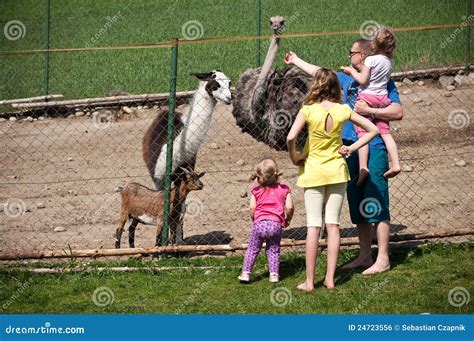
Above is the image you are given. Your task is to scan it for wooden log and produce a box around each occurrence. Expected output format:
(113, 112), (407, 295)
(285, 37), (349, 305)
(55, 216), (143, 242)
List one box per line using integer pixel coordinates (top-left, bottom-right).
(0, 94), (64, 105)
(12, 90), (197, 109)
(15, 266), (236, 274)
(0, 228), (471, 261)
(391, 65), (473, 81)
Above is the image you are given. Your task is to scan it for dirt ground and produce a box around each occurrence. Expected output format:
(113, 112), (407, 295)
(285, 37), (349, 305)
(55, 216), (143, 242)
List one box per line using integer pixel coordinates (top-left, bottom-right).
(1, 81), (473, 258)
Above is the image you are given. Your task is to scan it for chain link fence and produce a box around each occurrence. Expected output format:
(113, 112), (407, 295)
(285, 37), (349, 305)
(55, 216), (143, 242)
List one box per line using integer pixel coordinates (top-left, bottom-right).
(0, 1), (473, 261)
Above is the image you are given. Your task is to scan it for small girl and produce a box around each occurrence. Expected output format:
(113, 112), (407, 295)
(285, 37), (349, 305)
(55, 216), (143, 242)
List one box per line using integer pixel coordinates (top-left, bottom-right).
(238, 158), (294, 283)
(341, 26), (400, 185)
(287, 68), (379, 291)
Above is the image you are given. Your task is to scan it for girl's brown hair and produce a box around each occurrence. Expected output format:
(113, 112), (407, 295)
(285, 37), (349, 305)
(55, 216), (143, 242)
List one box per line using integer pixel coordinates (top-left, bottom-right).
(372, 26), (396, 58)
(303, 67), (342, 105)
(248, 158), (282, 187)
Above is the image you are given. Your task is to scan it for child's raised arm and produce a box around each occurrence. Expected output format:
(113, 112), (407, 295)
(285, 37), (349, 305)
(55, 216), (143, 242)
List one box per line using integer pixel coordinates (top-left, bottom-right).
(284, 51), (320, 76)
(340, 64), (370, 86)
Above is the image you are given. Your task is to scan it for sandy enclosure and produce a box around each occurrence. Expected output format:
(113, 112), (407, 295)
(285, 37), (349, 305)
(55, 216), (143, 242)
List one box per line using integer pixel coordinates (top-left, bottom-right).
(1, 81), (473, 257)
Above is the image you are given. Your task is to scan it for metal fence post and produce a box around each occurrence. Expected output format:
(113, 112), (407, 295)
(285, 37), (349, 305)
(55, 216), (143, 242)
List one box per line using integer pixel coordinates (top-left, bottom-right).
(161, 38), (179, 246)
(466, 0), (472, 74)
(256, 0), (261, 67)
(44, 0), (50, 96)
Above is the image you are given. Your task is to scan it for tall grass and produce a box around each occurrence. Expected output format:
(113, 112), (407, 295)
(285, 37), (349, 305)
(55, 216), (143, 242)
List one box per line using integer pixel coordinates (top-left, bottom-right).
(0, 0), (470, 100)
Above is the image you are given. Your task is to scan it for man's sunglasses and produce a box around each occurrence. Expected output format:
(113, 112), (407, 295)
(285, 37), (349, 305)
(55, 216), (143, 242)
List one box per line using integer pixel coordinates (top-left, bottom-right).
(349, 50), (362, 57)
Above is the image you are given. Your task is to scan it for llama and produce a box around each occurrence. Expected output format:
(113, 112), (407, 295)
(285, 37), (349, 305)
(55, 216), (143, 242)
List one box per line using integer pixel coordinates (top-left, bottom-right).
(143, 70), (232, 190)
(232, 16), (312, 150)
(114, 167), (205, 248)
(142, 70), (231, 244)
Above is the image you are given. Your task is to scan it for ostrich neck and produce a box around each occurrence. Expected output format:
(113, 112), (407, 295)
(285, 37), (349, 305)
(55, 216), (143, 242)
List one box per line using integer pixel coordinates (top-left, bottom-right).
(252, 36), (280, 111)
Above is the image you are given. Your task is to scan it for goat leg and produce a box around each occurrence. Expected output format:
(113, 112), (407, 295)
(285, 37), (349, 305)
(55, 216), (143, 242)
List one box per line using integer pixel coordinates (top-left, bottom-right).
(128, 219), (138, 248)
(115, 210), (128, 249)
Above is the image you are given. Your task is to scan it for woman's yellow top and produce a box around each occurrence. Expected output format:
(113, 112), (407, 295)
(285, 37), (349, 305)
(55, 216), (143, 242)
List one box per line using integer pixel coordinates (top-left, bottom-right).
(297, 102), (352, 188)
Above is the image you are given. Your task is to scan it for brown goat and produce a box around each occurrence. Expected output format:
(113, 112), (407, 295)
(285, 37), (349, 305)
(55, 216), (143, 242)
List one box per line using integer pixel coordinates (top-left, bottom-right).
(115, 168), (205, 248)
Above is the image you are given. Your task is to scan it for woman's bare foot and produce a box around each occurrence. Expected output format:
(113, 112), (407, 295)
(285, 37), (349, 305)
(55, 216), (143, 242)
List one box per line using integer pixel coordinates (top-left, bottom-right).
(362, 262), (390, 275)
(297, 282), (314, 292)
(357, 168), (369, 186)
(342, 255), (374, 269)
(323, 279), (335, 289)
(384, 166), (401, 178)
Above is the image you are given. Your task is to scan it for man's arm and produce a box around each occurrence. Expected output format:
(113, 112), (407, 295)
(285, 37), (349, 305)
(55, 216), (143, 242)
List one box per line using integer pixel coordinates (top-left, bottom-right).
(355, 101), (403, 122)
(355, 79), (403, 122)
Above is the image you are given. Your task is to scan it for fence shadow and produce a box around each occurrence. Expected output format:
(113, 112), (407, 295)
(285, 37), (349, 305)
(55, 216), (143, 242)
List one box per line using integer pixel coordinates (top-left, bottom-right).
(184, 231), (232, 245)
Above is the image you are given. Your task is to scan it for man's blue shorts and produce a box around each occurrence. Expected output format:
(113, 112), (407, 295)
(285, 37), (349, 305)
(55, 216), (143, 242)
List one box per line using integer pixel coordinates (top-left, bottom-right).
(344, 142), (390, 224)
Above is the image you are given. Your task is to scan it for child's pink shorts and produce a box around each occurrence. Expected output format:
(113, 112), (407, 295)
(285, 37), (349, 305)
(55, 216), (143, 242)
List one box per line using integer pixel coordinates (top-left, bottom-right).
(355, 92), (392, 137)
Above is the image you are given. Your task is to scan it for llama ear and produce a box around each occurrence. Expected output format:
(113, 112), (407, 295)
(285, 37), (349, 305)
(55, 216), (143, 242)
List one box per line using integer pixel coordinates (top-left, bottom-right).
(192, 72), (213, 81)
(198, 172), (206, 178)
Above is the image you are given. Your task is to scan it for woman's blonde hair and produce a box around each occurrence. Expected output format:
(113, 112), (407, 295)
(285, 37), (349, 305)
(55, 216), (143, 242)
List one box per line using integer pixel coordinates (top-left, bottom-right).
(372, 26), (396, 58)
(248, 158), (282, 187)
(304, 68), (342, 105)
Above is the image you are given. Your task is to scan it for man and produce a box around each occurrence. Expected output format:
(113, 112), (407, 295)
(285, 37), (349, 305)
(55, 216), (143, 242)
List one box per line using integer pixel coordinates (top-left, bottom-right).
(284, 38), (403, 274)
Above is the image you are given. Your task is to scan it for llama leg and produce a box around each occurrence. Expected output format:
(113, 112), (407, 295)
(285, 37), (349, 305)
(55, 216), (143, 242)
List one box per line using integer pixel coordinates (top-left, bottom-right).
(155, 218), (164, 247)
(128, 219), (138, 248)
(115, 210), (128, 249)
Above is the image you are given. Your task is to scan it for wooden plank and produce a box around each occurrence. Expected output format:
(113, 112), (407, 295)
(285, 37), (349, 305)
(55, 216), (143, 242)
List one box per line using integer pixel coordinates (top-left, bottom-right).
(0, 228), (471, 261)
(12, 91), (197, 109)
(0, 94), (64, 105)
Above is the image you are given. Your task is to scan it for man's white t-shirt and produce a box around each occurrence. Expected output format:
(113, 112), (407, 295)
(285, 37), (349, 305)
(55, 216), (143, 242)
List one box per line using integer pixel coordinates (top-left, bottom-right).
(360, 54), (392, 96)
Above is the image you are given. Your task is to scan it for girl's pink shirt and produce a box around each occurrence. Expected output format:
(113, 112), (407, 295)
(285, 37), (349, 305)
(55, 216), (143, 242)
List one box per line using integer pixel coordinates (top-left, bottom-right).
(251, 183), (291, 225)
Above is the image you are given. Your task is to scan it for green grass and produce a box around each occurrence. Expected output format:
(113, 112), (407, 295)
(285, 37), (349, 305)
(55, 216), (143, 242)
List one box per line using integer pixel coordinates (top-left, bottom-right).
(0, 0), (471, 100)
(0, 243), (473, 314)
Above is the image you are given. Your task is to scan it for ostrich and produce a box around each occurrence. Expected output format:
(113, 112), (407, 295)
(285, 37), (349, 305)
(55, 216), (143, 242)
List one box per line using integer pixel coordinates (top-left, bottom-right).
(142, 70), (232, 243)
(232, 16), (312, 150)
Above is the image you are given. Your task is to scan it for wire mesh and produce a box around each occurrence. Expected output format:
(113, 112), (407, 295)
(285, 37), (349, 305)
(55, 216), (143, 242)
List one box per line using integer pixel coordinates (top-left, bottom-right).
(0, 1), (473, 261)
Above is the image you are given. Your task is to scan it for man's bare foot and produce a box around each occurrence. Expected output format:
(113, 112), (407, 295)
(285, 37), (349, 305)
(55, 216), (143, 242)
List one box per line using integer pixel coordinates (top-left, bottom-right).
(384, 166), (401, 178)
(323, 279), (335, 289)
(342, 255), (374, 270)
(362, 262), (390, 275)
(297, 282), (314, 292)
(357, 168), (369, 186)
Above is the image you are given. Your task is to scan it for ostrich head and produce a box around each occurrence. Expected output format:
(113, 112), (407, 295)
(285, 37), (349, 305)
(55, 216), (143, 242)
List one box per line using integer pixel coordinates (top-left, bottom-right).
(192, 70), (232, 105)
(269, 16), (286, 35)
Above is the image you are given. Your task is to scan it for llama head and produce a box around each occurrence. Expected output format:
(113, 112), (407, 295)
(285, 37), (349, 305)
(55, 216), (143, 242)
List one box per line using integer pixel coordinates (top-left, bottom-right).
(269, 16), (286, 35)
(192, 70), (232, 105)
